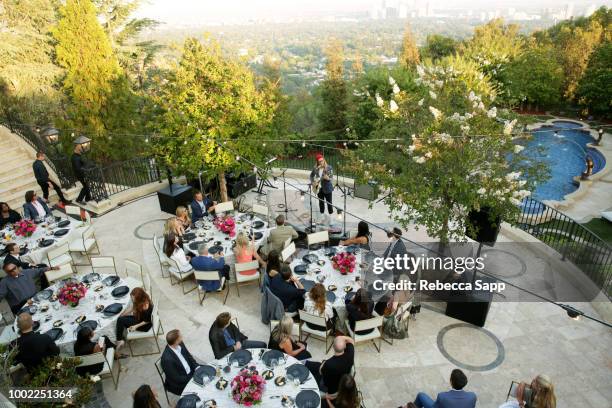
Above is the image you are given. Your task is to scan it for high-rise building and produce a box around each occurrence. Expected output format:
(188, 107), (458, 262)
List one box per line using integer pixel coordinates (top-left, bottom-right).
(564, 3), (575, 19)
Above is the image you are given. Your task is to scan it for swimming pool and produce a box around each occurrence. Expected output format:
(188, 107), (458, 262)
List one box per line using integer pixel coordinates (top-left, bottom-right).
(518, 120), (606, 206)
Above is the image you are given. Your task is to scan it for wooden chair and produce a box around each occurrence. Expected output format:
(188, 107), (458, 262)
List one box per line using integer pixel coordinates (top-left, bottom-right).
(68, 226), (100, 265)
(45, 263), (74, 284)
(126, 302), (164, 357)
(46, 243), (73, 268)
(194, 270), (229, 305)
(299, 310), (333, 352)
(75, 349), (120, 389)
(345, 315), (385, 352)
(215, 201), (234, 213)
(90, 256), (117, 275)
(233, 260), (260, 297)
(307, 230), (329, 249)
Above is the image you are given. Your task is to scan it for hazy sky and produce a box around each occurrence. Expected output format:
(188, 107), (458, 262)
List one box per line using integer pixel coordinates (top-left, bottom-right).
(135, 0), (611, 24)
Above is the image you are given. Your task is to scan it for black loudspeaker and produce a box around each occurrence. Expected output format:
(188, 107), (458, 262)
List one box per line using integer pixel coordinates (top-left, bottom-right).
(157, 184), (193, 215)
(445, 276), (495, 327)
(466, 206), (501, 246)
(354, 181), (379, 200)
(227, 173), (256, 198)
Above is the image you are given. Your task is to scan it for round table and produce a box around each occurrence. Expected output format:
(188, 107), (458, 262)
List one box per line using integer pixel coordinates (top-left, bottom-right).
(14, 273), (141, 354)
(0, 216), (82, 267)
(181, 348), (320, 407)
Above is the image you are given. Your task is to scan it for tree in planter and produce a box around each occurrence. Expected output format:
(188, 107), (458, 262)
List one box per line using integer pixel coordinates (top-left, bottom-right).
(153, 37), (275, 202)
(345, 63), (547, 244)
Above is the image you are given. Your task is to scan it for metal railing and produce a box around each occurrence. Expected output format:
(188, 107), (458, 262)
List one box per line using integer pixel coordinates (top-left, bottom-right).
(83, 157), (161, 202)
(276, 152), (355, 178)
(515, 197), (612, 299)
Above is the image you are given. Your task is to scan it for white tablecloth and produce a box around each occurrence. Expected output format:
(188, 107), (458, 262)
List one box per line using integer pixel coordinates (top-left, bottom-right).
(0, 216), (82, 266)
(14, 274), (141, 354)
(182, 348), (320, 407)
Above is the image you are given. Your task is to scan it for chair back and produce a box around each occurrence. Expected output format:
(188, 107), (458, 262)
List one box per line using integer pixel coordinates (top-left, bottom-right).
(235, 260), (259, 274)
(154, 358), (166, 383)
(82, 226), (95, 241)
(307, 231), (329, 246)
(151, 305), (160, 333)
(124, 259), (143, 279)
(194, 270), (220, 281)
(45, 263), (73, 284)
(215, 201), (234, 213)
(76, 352), (106, 367)
(354, 316), (383, 332)
(47, 243), (69, 261)
(507, 382), (533, 404)
(281, 242), (296, 262)
(90, 256), (116, 274)
(283, 236), (292, 249)
(65, 205), (82, 218)
(299, 310), (327, 328)
(252, 203), (268, 218)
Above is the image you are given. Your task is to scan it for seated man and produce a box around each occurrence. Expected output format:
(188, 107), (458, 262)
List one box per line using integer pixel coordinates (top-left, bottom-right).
(23, 190), (52, 220)
(190, 245), (230, 291)
(413, 369), (477, 408)
(13, 313), (60, 371)
(269, 265), (305, 312)
(306, 336), (355, 397)
(190, 191), (216, 224)
(264, 215), (298, 256)
(0, 262), (58, 315)
(208, 312), (267, 359)
(4, 243), (48, 270)
(160, 329), (198, 395)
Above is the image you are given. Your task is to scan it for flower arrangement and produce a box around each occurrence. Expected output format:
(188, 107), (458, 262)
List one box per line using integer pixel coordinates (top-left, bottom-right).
(231, 368), (266, 406)
(214, 215), (236, 237)
(57, 282), (87, 307)
(14, 219), (36, 237)
(332, 252), (357, 275)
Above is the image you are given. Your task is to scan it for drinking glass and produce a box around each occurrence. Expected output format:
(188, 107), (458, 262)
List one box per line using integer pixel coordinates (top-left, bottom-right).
(293, 377), (301, 388)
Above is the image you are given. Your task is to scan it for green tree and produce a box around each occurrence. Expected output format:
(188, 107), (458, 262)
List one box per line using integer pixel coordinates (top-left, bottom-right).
(576, 42), (612, 117)
(400, 25), (421, 68)
(53, 0), (140, 161)
(318, 40), (348, 136)
(421, 34), (457, 62)
(153, 37), (275, 201)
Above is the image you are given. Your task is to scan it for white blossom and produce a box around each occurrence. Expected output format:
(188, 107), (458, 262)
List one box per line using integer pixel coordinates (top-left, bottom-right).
(513, 145), (525, 154)
(487, 107), (497, 118)
(392, 83), (400, 95)
(460, 124), (470, 134)
(506, 172), (521, 181)
(468, 91), (477, 102)
(418, 98), (424, 106)
(435, 80), (443, 88)
(424, 151), (433, 158)
(429, 90), (437, 100)
(478, 101), (485, 111)
(408, 145), (416, 152)
(375, 93), (384, 108)
(389, 76), (396, 86)
(416, 65), (425, 78)
(429, 106), (442, 120)
(510, 197), (522, 206)
(477, 187), (486, 195)
(90, 375), (101, 383)
(389, 100), (399, 113)
(413, 156), (426, 164)
(464, 112), (473, 120)
(56, 363), (63, 369)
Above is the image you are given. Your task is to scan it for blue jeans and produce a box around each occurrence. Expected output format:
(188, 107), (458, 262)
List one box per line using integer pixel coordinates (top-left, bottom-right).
(414, 392), (435, 408)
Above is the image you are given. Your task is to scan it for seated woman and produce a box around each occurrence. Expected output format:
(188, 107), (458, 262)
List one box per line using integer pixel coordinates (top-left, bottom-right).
(74, 326), (118, 376)
(163, 217), (184, 238)
(163, 232), (192, 272)
(132, 384), (162, 408)
(499, 374), (556, 408)
(175, 206), (191, 230)
(266, 250), (281, 278)
(234, 232), (265, 276)
(0, 202), (21, 228)
(115, 287), (154, 349)
(339, 221), (371, 250)
(23, 190), (52, 220)
(345, 288), (374, 335)
(268, 315), (311, 361)
(324, 374), (360, 408)
(303, 283), (336, 331)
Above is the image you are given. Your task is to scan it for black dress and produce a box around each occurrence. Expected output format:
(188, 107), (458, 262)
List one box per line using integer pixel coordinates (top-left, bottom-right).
(345, 301), (374, 335)
(0, 210), (21, 228)
(115, 304), (154, 341)
(268, 333), (311, 361)
(74, 337), (115, 376)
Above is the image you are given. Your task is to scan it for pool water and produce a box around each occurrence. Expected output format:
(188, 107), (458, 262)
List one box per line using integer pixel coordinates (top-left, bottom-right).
(518, 120), (606, 203)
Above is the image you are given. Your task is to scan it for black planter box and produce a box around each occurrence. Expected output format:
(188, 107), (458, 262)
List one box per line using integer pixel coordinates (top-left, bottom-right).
(157, 184), (193, 215)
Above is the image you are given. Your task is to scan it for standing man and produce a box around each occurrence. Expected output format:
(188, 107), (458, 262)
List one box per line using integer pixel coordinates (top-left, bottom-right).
(309, 153), (334, 216)
(33, 151), (68, 205)
(71, 143), (91, 204)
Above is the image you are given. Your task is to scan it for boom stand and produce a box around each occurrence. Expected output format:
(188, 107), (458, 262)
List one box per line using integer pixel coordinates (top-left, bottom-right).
(280, 169), (297, 217)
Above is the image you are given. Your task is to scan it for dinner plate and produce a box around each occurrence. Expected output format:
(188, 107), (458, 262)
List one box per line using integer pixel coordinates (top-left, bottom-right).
(102, 303), (123, 316)
(192, 365), (216, 385)
(299, 279), (315, 292)
(45, 328), (64, 341)
(39, 239), (55, 248)
(295, 390), (320, 408)
(248, 232), (263, 240)
(345, 292), (356, 301)
(18, 305), (37, 315)
(345, 245), (359, 254)
(286, 363), (310, 383)
(293, 264), (307, 275)
(261, 349), (284, 367)
(183, 232), (196, 241)
(326, 291), (336, 303)
(78, 320), (98, 331)
(188, 242), (201, 251)
(34, 289), (53, 301)
(208, 245), (223, 255)
(302, 254), (318, 264)
(53, 229), (69, 237)
(111, 285), (129, 298)
(252, 220), (265, 229)
(228, 349), (252, 366)
(82, 273), (101, 283)
(57, 220), (70, 228)
(324, 247), (337, 257)
(175, 393), (200, 408)
(102, 275), (120, 287)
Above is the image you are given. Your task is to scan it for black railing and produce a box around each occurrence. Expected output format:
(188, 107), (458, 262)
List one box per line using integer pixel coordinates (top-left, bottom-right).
(83, 157), (161, 202)
(516, 197), (612, 299)
(2, 122), (76, 189)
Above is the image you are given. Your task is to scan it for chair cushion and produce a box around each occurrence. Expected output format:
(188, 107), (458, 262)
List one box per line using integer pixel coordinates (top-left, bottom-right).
(169, 267), (194, 280)
(236, 271), (260, 283)
(347, 323), (381, 342)
(301, 324), (329, 338)
(69, 238), (96, 252)
(49, 254), (72, 267)
(126, 327), (154, 340)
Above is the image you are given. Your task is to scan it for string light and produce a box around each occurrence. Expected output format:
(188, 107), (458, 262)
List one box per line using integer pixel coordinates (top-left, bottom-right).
(302, 141), (306, 147)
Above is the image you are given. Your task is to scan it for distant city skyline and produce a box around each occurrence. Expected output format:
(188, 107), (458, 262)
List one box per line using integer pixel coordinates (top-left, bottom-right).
(135, 0), (611, 25)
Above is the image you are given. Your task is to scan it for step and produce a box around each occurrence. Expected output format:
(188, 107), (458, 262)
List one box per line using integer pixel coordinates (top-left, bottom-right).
(1, 155), (33, 171)
(0, 179), (41, 197)
(0, 161), (33, 178)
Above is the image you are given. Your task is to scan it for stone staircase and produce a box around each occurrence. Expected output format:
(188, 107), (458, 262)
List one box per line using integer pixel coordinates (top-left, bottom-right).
(0, 126), (79, 211)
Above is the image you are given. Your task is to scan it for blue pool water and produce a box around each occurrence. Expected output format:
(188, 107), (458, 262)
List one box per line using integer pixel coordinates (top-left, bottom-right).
(518, 120), (606, 204)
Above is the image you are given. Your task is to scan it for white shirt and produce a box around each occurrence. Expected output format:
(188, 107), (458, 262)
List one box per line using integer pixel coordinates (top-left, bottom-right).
(318, 168), (323, 179)
(304, 293), (334, 319)
(170, 345), (191, 375)
(171, 248), (192, 272)
(32, 200), (46, 218)
(196, 199), (205, 211)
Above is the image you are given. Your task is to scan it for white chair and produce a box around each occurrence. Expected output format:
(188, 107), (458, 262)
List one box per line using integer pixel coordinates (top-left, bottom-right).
(45, 263), (74, 284)
(283, 236), (293, 249)
(252, 203), (269, 222)
(299, 310), (333, 352)
(126, 301), (164, 357)
(506, 381), (533, 405)
(168, 258), (195, 294)
(76, 349), (120, 389)
(152, 234), (170, 279)
(125, 259), (149, 291)
(64, 205), (84, 225)
(46, 243), (73, 268)
(154, 358), (173, 404)
(68, 226), (100, 265)
(215, 201), (234, 213)
(234, 260), (260, 297)
(307, 230), (329, 248)
(194, 271), (229, 305)
(281, 242), (296, 262)
(90, 256), (117, 275)
(345, 315), (385, 352)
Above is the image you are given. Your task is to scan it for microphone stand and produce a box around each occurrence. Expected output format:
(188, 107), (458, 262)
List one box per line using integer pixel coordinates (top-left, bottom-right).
(281, 169), (297, 217)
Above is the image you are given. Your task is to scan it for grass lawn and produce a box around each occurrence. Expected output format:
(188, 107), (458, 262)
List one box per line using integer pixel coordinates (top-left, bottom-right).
(582, 218), (612, 246)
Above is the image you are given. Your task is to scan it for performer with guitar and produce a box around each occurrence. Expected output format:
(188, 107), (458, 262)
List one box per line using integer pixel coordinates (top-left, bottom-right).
(309, 153), (334, 216)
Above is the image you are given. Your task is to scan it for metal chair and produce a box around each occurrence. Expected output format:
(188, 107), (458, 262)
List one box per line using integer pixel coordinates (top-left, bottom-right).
(307, 230), (329, 249)
(46, 242), (73, 268)
(233, 260), (260, 297)
(75, 349), (120, 389)
(154, 358), (171, 404)
(90, 256), (117, 275)
(152, 234), (170, 279)
(168, 258), (196, 294)
(215, 201), (234, 213)
(252, 203), (269, 223)
(68, 226), (100, 265)
(281, 242), (296, 262)
(299, 310), (333, 352)
(126, 302), (164, 357)
(45, 263), (74, 284)
(194, 270), (229, 305)
(345, 315), (385, 352)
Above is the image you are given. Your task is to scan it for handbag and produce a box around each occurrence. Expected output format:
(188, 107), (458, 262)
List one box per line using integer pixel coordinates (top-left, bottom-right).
(383, 301), (411, 339)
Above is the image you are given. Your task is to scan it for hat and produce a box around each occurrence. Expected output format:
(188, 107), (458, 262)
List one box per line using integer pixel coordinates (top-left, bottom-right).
(315, 153), (324, 161)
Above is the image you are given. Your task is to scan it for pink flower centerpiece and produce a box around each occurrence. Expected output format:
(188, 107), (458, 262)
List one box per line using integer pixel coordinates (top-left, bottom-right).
(57, 282), (87, 307)
(332, 252), (356, 275)
(214, 215), (236, 237)
(231, 368), (266, 406)
(14, 219), (36, 237)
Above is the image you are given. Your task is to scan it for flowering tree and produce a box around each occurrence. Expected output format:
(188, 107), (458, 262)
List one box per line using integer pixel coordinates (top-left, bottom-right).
(347, 63), (547, 243)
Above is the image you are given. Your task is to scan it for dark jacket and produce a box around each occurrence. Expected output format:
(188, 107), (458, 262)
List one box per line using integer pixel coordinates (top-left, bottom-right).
(431, 390), (477, 408)
(160, 343), (198, 395)
(3, 254), (30, 269)
(269, 274), (305, 310)
(33, 160), (49, 184)
(190, 255), (225, 291)
(15, 331), (60, 371)
(208, 323), (247, 359)
(0, 210), (21, 228)
(309, 164), (334, 194)
(190, 198), (213, 224)
(71, 153), (86, 180)
(23, 198), (51, 220)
